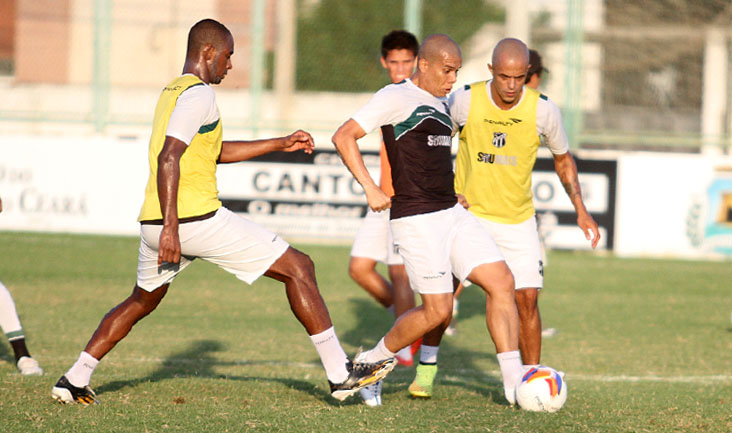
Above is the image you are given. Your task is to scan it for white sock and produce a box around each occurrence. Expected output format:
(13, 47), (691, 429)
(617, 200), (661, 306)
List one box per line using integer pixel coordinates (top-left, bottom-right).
(65, 351), (99, 388)
(0, 281), (23, 337)
(309, 327), (349, 384)
(419, 345), (440, 364)
(497, 350), (523, 402)
(361, 337), (395, 363)
(396, 346), (412, 361)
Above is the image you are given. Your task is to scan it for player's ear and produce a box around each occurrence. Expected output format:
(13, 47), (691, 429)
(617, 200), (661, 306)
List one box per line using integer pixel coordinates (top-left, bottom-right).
(201, 44), (216, 64)
(418, 57), (429, 72)
(380, 56), (388, 69)
(487, 63), (494, 75)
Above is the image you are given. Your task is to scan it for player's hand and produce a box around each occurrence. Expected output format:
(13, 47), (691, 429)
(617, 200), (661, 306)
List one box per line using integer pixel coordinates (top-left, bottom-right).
(456, 193), (470, 209)
(365, 185), (391, 212)
(158, 224), (181, 266)
(577, 212), (600, 249)
(281, 130), (315, 154)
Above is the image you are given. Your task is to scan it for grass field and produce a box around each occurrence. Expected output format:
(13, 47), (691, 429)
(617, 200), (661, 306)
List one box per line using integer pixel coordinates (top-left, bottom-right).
(0, 231), (730, 432)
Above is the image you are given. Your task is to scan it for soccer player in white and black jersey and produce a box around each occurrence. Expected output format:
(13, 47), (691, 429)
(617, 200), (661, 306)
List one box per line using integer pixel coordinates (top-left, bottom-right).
(332, 34), (525, 405)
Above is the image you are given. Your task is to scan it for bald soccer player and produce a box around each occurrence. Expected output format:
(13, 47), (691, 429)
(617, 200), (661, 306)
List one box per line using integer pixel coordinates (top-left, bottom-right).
(51, 18), (395, 406)
(333, 34), (524, 405)
(408, 38), (599, 399)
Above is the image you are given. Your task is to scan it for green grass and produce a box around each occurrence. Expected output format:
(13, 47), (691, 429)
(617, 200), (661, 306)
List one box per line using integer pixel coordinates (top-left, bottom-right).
(0, 231), (730, 432)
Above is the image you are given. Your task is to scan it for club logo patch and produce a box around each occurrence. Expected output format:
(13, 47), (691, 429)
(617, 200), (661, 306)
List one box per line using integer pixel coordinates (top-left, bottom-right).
(493, 132), (507, 148)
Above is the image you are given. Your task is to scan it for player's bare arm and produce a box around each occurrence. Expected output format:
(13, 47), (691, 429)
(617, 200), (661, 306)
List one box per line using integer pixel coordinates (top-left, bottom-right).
(218, 130), (315, 163)
(157, 136), (188, 265)
(332, 119), (391, 212)
(553, 151), (600, 248)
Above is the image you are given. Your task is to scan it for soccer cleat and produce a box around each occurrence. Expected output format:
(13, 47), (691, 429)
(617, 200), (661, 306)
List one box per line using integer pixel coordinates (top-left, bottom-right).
(51, 376), (99, 406)
(16, 356), (43, 376)
(410, 337), (422, 357)
(329, 358), (397, 401)
(408, 363), (438, 398)
(395, 350), (414, 367)
(359, 380), (383, 407)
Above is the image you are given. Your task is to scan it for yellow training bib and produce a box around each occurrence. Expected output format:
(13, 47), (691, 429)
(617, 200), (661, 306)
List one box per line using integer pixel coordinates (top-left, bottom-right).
(455, 81), (542, 224)
(138, 75), (223, 222)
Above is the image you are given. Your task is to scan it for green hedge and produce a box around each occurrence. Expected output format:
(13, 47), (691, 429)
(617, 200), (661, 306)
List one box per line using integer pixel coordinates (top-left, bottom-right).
(296, 0), (503, 92)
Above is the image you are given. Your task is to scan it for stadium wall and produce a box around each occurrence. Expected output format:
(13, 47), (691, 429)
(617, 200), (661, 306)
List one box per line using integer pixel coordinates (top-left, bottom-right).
(0, 136), (730, 260)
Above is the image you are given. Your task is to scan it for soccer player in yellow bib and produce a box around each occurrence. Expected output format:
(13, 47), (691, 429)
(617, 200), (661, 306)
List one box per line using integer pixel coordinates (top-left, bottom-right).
(408, 38), (600, 399)
(51, 18), (395, 406)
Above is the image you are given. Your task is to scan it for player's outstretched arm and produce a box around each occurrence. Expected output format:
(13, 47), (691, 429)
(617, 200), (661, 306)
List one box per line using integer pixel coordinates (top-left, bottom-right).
(218, 130), (315, 163)
(332, 119), (390, 212)
(553, 151), (600, 249)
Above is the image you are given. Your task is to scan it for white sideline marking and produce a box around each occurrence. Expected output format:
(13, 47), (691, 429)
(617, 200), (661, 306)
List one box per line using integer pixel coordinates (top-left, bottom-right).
(84, 357), (732, 385)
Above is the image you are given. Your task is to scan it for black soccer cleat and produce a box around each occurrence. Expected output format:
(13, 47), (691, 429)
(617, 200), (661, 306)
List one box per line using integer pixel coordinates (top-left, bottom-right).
(329, 357), (397, 401)
(51, 375), (100, 406)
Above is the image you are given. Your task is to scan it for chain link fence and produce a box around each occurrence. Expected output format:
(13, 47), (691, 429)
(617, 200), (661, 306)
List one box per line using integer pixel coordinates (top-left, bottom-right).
(1, 0), (731, 152)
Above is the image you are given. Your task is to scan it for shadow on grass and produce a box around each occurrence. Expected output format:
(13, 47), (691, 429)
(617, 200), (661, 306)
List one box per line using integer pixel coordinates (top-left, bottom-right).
(340, 281), (504, 400)
(95, 339), (339, 404)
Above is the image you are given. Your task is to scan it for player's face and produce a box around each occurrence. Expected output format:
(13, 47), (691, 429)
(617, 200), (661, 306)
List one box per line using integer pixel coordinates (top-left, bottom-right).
(380, 49), (417, 84)
(209, 35), (234, 85)
(421, 51), (462, 98)
(489, 58), (528, 109)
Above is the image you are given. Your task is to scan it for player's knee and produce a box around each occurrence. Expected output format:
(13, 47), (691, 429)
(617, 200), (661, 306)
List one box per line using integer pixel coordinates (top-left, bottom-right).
(516, 288), (539, 315)
(347, 258), (362, 280)
(423, 299), (453, 326)
(286, 248), (316, 282)
(348, 257), (373, 281)
(130, 285), (166, 315)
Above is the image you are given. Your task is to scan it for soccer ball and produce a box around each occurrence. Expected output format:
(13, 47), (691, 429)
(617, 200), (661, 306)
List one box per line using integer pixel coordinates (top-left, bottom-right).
(515, 366), (567, 413)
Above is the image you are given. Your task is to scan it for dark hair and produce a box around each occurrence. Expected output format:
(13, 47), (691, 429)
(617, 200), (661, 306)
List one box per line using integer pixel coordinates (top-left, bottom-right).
(187, 19), (232, 58)
(381, 30), (419, 59)
(527, 49), (547, 82)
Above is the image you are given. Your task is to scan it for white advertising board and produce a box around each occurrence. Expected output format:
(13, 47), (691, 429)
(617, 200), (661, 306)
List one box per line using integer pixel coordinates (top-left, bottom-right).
(0, 136), (148, 236)
(614, 152), (732, 259)
(3, 135), (730, 260)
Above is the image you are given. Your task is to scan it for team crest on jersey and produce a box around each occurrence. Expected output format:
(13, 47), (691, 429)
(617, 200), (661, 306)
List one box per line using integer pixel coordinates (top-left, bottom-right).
(493, 132), (507, 148)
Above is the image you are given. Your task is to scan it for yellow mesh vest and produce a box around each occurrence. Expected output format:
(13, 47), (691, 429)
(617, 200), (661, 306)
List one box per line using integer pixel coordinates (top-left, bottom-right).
(138, 75), (223, 222)
(455, 81), (541, 224)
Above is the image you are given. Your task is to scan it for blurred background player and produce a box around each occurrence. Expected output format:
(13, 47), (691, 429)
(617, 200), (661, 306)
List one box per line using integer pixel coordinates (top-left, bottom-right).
(334, 34), (525, 406)
(526, 49), (547, 90)
(350, 30), (419, 407)
(408, 39), (599, 399)
(0, 197), (43, 376)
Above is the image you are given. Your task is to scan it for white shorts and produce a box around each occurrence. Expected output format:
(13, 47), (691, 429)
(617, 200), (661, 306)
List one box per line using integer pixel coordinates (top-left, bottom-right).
(136, 207), (290, 291)
(390, 204), (504, 294)
(350, 208), (403, 266)
(477, 215), (543, 290)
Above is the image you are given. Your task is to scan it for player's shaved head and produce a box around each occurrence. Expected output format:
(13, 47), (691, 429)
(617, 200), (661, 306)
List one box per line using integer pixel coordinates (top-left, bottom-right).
(412, 34), (461, 97)
(418, 34), (462, 63)
(186, 19), (232, 59)
(491, 38), (529, 68)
